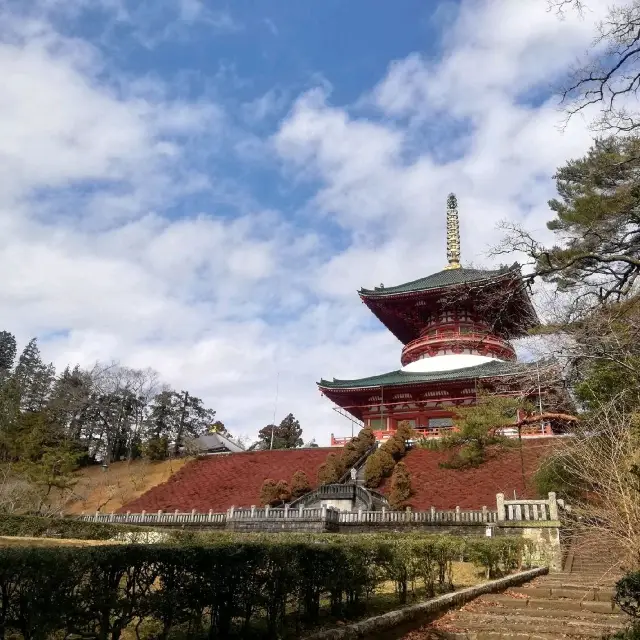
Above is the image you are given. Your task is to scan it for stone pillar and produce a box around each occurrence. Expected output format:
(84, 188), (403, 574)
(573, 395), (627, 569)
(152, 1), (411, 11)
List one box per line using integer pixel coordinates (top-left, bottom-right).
(455, 506), (461, 522)
(496, 493), (506, 521)
(482, 506), (488, 522)
(321, 505), (327, 520)
(548, 492), (558, 521)
(250, 505), (256, 517)
(430, 506), (436, 521)
(284, 504), (290, 519)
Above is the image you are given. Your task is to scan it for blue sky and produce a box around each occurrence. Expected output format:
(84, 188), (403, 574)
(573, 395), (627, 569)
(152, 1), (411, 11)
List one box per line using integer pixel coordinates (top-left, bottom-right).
(0, 0), (611, 444)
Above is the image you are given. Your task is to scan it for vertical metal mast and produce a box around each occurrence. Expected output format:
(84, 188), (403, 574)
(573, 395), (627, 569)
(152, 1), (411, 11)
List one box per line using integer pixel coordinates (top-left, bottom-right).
(445, 193), (461, 270)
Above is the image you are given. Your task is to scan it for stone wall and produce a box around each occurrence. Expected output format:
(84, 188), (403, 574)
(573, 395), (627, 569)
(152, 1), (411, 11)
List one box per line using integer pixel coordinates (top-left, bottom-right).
(226, 518), (338, 533)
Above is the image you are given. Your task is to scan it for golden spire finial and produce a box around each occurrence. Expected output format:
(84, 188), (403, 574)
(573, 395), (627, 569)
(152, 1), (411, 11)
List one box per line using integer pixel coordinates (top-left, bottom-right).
(444, 193), (461, 270)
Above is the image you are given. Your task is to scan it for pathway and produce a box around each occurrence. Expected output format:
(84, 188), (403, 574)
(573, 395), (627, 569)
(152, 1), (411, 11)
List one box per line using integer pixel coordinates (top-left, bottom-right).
(401, 536), (628, 639)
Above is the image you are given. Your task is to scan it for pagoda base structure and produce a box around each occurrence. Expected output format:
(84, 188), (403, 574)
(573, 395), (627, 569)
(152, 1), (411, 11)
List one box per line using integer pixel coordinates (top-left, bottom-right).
(323, 359), (560, 447)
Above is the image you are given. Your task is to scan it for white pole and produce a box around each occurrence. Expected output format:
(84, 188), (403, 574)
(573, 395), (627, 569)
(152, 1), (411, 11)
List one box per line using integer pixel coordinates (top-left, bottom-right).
(270, 371), (280, 450)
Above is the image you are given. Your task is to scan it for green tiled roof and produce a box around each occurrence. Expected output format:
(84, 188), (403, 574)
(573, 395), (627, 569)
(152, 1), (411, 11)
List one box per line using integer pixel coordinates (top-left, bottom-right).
(318, 359), (533, 390)
(359, 265), (517, 297)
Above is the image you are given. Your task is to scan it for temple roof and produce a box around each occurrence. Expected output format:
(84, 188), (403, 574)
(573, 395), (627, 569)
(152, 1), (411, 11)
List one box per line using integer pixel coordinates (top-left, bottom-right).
(318, 359), (534, 391)
(359, 265), (515, 298)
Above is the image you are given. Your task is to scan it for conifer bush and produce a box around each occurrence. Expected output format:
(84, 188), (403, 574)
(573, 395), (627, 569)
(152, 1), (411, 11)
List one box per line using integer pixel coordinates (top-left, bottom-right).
(363, 449), (395, 488)
(290, 470), (312, 499)
(388, 461), (412, 509)
(317, 453), (343, 485)
(259, 479), (279, 506)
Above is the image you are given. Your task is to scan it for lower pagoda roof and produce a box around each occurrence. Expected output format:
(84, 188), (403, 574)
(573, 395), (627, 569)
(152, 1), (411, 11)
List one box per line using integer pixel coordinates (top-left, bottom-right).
(318, 359), (535, 391)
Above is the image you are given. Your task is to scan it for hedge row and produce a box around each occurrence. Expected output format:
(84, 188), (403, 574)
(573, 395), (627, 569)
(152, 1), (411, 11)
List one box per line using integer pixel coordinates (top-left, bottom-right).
(0, 513), (151, 540)
(0, 536), (528, 639)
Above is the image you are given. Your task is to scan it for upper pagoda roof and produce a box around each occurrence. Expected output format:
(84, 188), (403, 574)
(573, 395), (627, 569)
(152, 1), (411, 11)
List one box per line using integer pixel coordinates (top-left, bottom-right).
(358, 263), (538, 344)
(319, 359), (533, 391)
(359, 265), (516, 298)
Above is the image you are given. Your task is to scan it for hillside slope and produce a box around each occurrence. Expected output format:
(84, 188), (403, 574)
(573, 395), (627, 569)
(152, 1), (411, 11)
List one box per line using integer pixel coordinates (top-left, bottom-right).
(63, 459), (188, 514)
(381, 440), (555, 510)
(119, 448), (332, 513)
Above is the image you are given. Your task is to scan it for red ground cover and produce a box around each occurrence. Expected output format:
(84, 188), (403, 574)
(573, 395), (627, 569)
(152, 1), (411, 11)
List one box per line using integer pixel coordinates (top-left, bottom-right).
(118, 448), (333, 513)
(120, 441), (556, 514)
(381, 440), (557, 510)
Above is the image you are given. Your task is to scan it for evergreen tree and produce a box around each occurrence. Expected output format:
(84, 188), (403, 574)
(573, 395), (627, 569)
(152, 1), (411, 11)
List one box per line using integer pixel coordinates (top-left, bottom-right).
(317, 453), (342, 485)
(257, 413), (303, 449)
(172, 391), (216, 455)
(277, 413), (303, 449)
(0, 331), (17, 377)
(388, 462), (412, 510)
(14, 338), (55, 413)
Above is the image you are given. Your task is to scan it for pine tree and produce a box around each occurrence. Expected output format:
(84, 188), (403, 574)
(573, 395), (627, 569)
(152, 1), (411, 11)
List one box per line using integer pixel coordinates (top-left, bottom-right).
(0, 331), (17, 377)
(277, 413), (303, 448)
(14, 338), (55, 413)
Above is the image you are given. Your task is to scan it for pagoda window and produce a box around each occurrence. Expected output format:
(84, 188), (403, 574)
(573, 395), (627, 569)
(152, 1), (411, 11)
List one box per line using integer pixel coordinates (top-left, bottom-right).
(428, 417), (453, 429)
(370, 418), (388, 431)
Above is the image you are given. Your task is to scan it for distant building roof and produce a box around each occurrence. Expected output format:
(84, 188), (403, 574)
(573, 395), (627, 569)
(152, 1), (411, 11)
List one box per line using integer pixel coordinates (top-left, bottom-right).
(189, 433), (245, 454)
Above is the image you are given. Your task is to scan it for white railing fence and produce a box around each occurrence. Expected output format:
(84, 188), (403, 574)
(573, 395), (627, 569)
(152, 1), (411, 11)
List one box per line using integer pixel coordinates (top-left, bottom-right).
(497, 492), (561, 522)
(78, 493), (565, 527)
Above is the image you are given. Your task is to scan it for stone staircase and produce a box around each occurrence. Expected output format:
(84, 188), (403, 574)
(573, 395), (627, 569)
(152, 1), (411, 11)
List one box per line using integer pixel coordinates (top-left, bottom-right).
(406, 536), (629, 639)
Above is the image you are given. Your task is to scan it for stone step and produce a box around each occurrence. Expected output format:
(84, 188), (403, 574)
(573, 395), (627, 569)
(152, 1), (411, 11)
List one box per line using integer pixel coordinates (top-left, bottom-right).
(447, 610), (625, 637)
(478, 593), (621, 614)
(509, 586), (615, 601)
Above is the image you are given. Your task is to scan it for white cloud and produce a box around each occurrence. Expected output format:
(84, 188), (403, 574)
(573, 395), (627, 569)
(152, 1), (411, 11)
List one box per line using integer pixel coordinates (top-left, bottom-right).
(0, 0), (617, 445)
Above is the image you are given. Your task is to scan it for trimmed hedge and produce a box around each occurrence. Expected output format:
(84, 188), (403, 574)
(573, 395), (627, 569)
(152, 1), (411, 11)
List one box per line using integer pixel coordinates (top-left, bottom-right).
(0, 514), (151, 540)
(0, 535), (528, 639)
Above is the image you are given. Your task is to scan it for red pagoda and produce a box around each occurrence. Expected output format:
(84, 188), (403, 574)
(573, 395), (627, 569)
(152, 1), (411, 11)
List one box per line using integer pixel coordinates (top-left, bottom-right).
(319, 195), (560, 446)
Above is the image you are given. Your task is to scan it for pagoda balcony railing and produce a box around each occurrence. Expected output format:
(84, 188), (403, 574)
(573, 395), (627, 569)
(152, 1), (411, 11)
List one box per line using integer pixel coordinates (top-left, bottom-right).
(330, 422), (554, 446)
(401, 331), (515, 366)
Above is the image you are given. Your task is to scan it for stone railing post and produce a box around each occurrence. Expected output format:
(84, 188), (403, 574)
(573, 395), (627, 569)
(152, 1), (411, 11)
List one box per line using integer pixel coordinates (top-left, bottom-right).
(94, 510), (100, 522)
(548, 492), (558, 521)
(430, 506), (436, 521)
(229, 506), (235, 520)
(496, 493), (506, 521)
(250, 505), (256, 518)
(321, 504), (327, 520)
(109, 512), (115, 522)
(207, 509), (212, 522)
(482, 506), (488, 522)
(191, 508), (196, 523)
(264, 505), (269, 518)
(358, 508), (363, 522)
(455, 506), (461, 522)
(284, 504), (290, 519)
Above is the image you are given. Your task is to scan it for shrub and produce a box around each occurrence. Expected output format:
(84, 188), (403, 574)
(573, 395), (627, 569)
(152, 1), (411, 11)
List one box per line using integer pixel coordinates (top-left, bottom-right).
(0, 514), (150, 540)
(395, 421), (415, 442)
(615, 571), (640, 618)
(291, 470), (312, 499)
(388, 462), (412, 509)
(274, 480), (291, 504)
(363, 449), (395, 488)
(355, 426), (376, 453)
(340, 440), (361, 470)
(143, 436), (169, 461)
(380, 434), (405, 459)
(317, 453), (342, 485)
(259, 479), (279, 506)
(0, 536), (528, 639)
